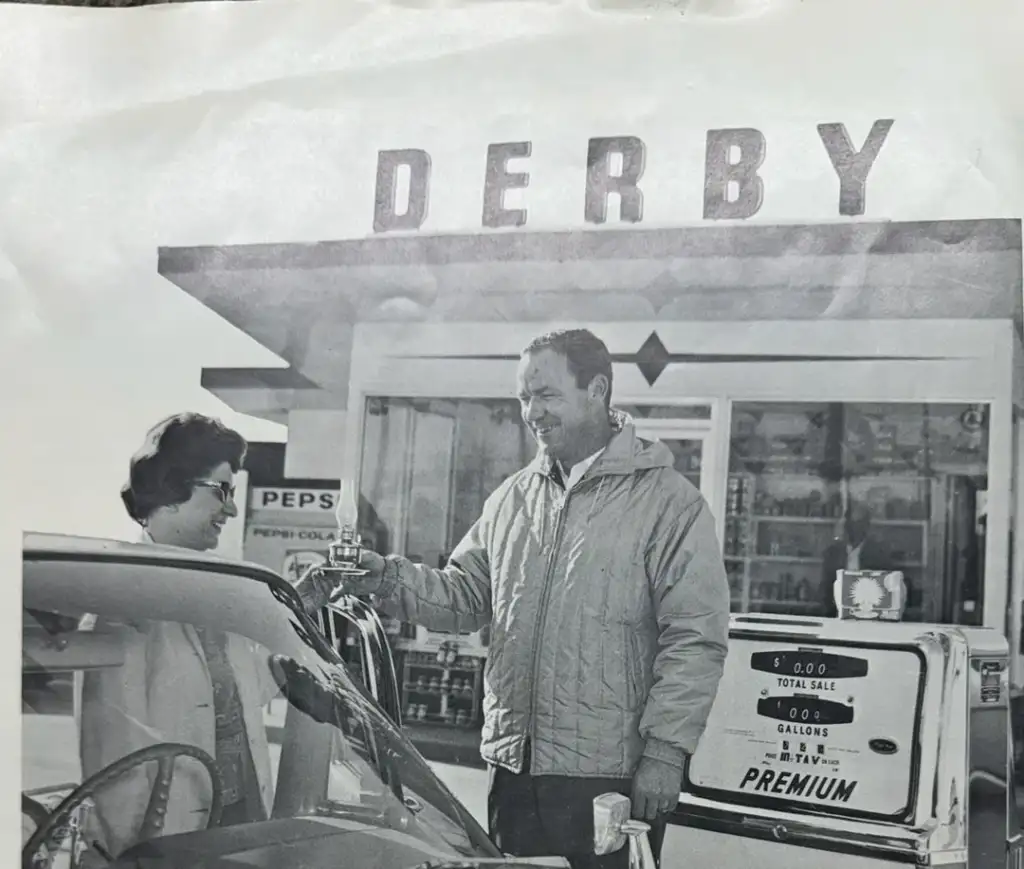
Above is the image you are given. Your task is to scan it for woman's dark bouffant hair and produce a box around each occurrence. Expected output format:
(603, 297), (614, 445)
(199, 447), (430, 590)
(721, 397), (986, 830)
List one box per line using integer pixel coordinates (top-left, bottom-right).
(121, 413), (247, 524)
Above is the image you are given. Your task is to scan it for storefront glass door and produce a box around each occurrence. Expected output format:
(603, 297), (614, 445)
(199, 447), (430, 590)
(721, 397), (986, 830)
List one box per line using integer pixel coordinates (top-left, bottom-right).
(628, 430), (708, 499)
(358, 397), (531, 570)
(655, 438), (704, 492)
(625, 405), (716, 513)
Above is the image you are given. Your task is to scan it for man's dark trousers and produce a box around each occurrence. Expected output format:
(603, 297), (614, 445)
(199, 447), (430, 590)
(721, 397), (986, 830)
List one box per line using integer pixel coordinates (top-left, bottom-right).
(487, 742), (668, 869)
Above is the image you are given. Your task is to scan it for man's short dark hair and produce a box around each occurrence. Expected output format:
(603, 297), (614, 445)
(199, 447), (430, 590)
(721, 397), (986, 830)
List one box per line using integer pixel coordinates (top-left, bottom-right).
(121, 412), (247, 523)
(522, 328), (613, 406)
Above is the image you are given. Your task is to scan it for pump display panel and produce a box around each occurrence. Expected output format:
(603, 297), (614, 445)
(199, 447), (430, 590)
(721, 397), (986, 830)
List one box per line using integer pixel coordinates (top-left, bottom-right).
(687, 639), (925, 819)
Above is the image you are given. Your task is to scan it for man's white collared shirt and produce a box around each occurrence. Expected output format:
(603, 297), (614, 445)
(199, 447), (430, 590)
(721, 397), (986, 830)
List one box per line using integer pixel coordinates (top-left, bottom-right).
(558, 448), (604, 492)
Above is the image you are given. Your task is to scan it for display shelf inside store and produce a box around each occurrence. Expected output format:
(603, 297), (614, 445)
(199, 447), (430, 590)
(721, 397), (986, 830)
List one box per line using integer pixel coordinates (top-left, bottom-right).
(751, 515), (836, 524)
(405, 711), (480, 728)
(725, 466), (931, 617)
(403, 660), (480, 673)
(403, 684), (477, 697)
(399, 649), (483, 731)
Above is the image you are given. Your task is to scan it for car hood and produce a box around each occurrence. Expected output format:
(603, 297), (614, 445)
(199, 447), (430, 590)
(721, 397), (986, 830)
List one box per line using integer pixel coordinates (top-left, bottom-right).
(111, 816), (572, 869)
(412, 861), (571, 868)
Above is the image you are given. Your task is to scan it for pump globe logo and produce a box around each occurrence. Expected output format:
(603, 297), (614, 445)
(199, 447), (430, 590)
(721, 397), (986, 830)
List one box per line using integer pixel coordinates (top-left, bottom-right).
(850, 577), (884, 618)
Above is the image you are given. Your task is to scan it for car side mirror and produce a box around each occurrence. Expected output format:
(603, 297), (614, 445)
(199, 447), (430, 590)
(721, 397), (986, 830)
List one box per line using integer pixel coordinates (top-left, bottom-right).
(593, 793), (657, 869)
(317, 597), (403, 727)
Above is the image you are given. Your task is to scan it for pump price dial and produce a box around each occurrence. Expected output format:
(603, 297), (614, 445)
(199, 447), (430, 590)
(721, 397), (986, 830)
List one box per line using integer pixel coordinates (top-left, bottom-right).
(756, 695), (855, 725)
(750, 650), (868, 679)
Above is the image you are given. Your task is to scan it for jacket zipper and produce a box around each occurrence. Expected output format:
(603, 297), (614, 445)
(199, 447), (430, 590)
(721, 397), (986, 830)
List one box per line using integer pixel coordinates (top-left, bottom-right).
(525, 479), (575, 774)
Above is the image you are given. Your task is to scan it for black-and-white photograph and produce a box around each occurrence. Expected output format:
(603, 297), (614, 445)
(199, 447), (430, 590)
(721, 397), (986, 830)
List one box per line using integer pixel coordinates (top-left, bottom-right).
(6, 1), (1024, 868)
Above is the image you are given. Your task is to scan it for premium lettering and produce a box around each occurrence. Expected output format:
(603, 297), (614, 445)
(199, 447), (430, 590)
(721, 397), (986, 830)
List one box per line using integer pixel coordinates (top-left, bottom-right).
(372, 120), (895, 232)
(739, 767), (857, 803)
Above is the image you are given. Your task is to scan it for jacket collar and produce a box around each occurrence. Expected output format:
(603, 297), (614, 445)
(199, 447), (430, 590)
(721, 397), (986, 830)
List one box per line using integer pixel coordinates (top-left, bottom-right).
(529, 409), (641, 481)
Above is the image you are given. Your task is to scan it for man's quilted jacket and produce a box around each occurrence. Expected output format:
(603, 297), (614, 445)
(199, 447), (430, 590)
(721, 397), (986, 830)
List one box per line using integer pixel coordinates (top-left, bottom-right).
(374, 417), (730, 778)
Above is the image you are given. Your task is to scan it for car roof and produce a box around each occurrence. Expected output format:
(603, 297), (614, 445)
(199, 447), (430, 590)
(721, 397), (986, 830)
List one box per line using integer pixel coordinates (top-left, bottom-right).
(24, 531), (280, 577)
(22, 533), (346, 695)
(23, 532), (308, 634)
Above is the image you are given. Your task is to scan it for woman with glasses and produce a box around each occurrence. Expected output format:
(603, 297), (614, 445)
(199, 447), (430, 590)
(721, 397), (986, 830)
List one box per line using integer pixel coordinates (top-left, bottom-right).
(122, 412), (246, 552)
(76, 412), (340, 864)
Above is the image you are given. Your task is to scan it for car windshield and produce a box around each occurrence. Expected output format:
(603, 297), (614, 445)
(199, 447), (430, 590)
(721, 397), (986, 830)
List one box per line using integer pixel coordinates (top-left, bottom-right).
(22, 537), (497, 869)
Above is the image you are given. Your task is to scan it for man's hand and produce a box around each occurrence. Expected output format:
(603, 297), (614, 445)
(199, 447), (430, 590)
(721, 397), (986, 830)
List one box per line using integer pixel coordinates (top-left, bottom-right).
(631, 756), (682, 821)
(293, 551), (387, 614)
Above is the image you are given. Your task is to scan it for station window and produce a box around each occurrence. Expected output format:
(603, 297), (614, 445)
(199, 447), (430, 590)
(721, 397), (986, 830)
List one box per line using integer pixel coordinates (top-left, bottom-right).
(358, 397), (531, 570)
(726, 402), (990, 624)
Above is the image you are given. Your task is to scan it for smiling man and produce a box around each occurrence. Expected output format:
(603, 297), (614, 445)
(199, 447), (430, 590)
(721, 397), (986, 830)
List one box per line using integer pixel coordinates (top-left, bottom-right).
(345, 329), (731, 869)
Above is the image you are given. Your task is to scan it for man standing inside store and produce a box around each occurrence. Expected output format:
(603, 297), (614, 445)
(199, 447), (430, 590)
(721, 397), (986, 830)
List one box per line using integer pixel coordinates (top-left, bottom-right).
(335, 328), (731, 869)
(820, 499), (890, 617)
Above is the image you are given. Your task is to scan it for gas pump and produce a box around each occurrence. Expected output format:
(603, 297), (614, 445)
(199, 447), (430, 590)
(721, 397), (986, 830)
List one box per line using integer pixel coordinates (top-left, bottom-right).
(659, 568), (1021, 869)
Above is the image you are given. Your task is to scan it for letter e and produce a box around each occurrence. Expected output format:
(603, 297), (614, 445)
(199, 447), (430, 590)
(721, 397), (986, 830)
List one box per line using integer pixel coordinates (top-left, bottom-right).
(482, 142), (531, 228)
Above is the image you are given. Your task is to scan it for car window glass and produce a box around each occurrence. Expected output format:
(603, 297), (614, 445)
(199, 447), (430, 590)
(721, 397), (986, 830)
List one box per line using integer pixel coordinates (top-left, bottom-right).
(23, 609), (285, 865)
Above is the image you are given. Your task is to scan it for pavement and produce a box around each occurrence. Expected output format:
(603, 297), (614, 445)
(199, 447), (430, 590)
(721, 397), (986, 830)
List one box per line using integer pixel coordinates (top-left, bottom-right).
(404, 721), (487, 769)
(428, 762), (489, 826)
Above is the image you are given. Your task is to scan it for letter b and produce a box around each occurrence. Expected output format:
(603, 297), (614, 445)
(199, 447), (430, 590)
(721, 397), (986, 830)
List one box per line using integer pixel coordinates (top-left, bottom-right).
(703, 128), (766, 220)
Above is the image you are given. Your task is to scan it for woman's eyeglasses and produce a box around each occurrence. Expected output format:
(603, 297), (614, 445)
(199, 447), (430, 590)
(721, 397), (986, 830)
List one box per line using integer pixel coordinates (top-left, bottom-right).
(193, 480), (236, 504)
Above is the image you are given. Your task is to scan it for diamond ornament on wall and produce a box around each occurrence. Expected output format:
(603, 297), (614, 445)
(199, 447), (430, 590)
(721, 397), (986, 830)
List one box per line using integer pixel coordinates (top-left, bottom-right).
(635, 331), (671, 386)
(398, 329), (939, 380)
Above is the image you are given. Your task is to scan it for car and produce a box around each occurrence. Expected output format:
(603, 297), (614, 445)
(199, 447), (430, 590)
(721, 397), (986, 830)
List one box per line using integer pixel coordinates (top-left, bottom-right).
(21, 533), (652, 869)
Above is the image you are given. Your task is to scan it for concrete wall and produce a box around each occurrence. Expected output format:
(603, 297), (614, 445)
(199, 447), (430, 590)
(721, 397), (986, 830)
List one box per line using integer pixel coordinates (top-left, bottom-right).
(283, 409), (348, 480)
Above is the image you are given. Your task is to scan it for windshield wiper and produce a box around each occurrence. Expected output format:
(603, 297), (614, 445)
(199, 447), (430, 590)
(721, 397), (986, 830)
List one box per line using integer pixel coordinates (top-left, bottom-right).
(313, 800), (390, 826)
(409, 859), (528, 867)
(411, 863), (479, 869)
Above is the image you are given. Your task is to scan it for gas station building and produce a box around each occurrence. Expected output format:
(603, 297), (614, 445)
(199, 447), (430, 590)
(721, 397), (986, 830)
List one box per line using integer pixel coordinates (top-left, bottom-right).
(159, 217), (1024, 699)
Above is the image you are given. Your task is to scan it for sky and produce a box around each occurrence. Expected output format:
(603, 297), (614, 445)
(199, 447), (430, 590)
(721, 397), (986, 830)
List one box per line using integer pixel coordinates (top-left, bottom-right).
(2, 269), (287, 543)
